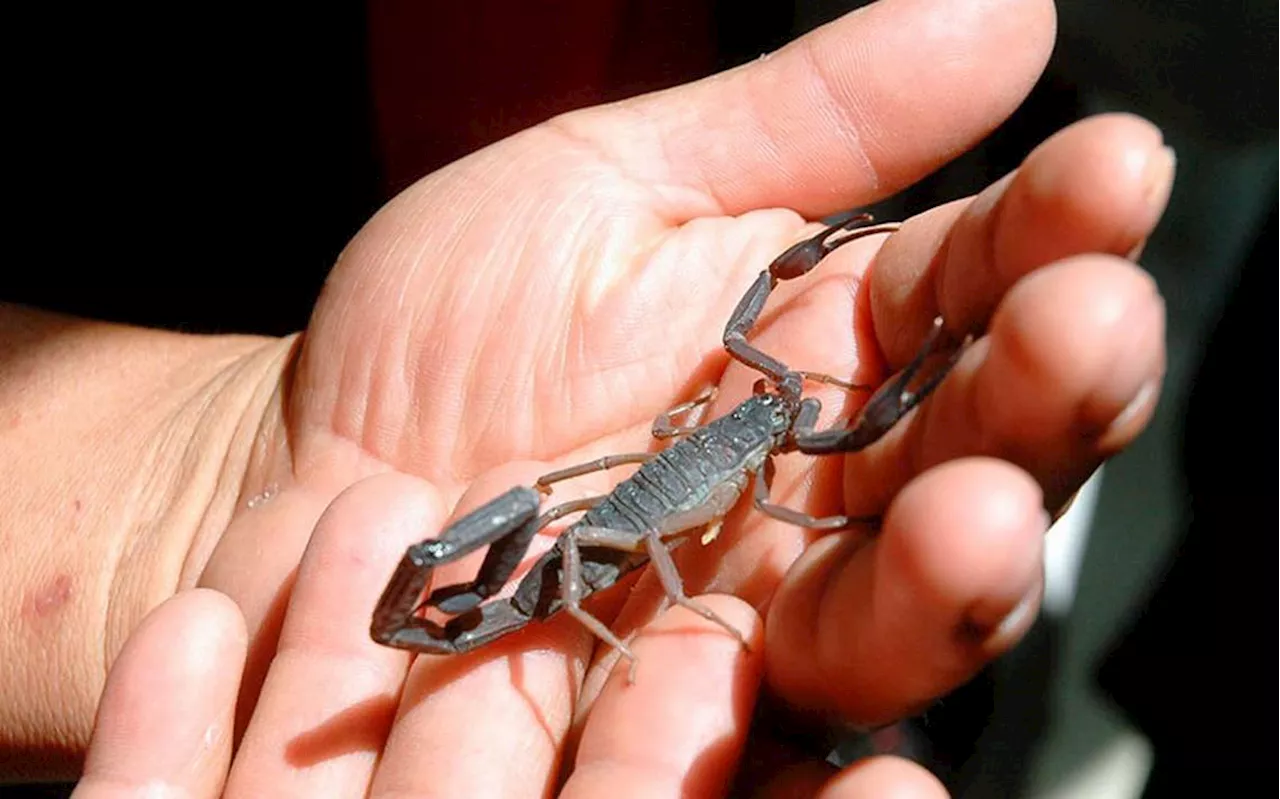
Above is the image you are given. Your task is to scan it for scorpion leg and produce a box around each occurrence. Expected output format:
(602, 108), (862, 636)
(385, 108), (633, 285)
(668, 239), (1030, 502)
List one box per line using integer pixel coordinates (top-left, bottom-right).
(652, 386), (718, 439)
(641, 530), (751, 651)
(751, 457), (876, 530)
(792, 316), (966, 454)
(559, 526), (646, 681)
(795, 370), (872, 393)
(534, 452), (654, 494)
(556, 523), (733, 682)
(724, 214), (900, 396)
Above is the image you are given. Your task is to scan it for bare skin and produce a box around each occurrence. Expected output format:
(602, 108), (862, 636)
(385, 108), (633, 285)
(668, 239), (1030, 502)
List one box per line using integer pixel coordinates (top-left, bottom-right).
(5, 0), (1169, 793)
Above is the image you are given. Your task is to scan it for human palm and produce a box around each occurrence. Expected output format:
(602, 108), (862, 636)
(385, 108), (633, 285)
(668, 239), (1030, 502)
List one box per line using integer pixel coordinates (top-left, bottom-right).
(79, 1), (1171, 797)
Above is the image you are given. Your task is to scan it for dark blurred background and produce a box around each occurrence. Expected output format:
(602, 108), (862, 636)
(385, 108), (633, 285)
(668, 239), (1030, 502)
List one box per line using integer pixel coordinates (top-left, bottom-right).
(3, 1), (1275, 796)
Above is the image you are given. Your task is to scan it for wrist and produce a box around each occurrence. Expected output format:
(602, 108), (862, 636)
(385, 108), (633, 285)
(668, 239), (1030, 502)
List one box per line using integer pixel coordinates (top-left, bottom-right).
(107, 331), (300, 656)
(0, 304), (296, 777)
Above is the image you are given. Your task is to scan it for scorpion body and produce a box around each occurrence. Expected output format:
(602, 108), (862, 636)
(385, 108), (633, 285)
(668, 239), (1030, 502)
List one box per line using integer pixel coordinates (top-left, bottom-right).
(371, 214), (966, 673)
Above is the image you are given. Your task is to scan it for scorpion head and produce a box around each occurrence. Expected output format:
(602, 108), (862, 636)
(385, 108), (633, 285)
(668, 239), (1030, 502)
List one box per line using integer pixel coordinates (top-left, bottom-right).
(743, 381), (801, 447)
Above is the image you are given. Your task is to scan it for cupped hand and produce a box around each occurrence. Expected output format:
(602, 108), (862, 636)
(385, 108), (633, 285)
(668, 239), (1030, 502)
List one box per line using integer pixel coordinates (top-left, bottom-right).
(155, 0), (1170, 795)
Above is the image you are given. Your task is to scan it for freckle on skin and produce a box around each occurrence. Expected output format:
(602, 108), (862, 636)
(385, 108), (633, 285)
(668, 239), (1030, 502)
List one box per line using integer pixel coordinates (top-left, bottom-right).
(25, 574), (73, 620)
(73, 498), (82, 513)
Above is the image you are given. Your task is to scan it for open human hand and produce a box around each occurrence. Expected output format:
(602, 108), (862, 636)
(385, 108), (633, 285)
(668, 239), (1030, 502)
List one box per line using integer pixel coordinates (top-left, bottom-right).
(118, 0), (1175, 795)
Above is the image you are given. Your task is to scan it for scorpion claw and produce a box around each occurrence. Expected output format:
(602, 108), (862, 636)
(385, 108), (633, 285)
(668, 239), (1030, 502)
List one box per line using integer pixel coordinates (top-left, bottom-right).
(768, 213), (899, 280)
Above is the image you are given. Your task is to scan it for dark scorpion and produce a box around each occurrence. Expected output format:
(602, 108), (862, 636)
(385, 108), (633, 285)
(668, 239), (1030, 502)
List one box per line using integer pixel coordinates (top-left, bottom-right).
(371, 213), (965, 677)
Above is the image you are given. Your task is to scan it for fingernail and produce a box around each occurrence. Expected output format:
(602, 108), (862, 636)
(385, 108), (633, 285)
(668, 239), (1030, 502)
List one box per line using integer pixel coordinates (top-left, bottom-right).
(1125, 239), (1147, 262)
(1077, 284), (1164, 449)
(960, 558), (1044, 649)
(959, 579), (1043, 653)
(1098, 283), (1165, 446)
(989, 582), (1042, 647)
(1099, 374), (1161, 452)
(1143, 146), (1176, 219)
(1125, 146), (1176, 262)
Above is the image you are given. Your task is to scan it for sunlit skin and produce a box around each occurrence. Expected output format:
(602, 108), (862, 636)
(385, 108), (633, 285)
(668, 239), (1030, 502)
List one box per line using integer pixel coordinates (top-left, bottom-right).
(54, 0), (1173, 796)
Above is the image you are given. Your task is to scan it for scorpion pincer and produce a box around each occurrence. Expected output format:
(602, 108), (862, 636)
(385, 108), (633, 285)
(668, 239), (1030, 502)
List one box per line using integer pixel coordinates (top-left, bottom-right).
(371, 213), (966, 678)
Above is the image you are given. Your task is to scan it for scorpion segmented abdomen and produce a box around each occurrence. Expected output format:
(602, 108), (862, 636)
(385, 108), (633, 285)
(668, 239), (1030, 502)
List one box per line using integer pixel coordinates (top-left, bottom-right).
(584, 494), (647, 533)
(634, 454), (694, 505)
(578, 395), (779, 537)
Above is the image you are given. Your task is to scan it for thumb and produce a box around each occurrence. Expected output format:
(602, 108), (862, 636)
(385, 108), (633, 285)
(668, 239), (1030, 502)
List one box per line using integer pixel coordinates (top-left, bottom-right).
(554, 0), (1055, 220)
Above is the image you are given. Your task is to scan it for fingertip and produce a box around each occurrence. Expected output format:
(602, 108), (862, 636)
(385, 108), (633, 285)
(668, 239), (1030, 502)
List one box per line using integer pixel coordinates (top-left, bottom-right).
(100, 588), (250, 715)
(820, 756), (949, 799)
(1006, 113), (1170, 256)
(978, 254), (1167, 461)
(78, 590), (246, 799)
(181, 587), (250, 656)
(870, 113), (1173, 353)
(752, 761), (839, 798)
(880, 458), (1046, 655)
(286, 469), (451, 653)
(882, 459), (1045, 617)
(767, 458), (1046, 724)
(954, 113), (1171, 326)
(861, 250), (1166, 515)
(319, 471), (449, 548)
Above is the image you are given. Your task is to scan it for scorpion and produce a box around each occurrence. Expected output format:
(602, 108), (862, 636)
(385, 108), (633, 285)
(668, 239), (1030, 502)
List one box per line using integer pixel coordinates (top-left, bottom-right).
(371, 213), (965, 676)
